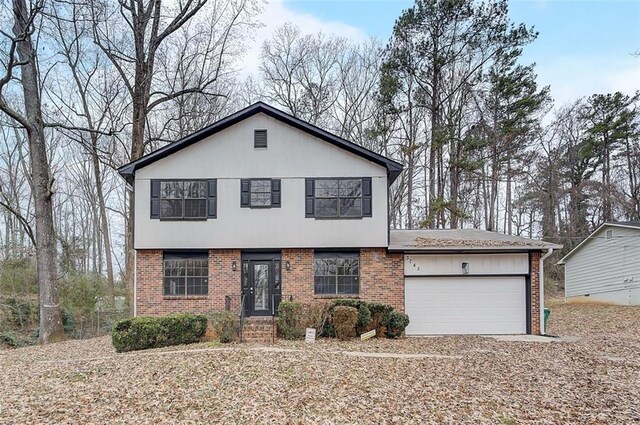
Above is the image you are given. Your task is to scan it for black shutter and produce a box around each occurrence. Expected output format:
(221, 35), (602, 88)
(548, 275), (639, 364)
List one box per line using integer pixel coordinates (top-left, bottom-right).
(254, 130), (267, 148)
(240, 179), (250, 207)
(305, 178), (315, 218)
(271, 179), (281, 208)
(207, 179), (217, 218)
(150, 180), (160, 219)
(362, 177), (372, 217)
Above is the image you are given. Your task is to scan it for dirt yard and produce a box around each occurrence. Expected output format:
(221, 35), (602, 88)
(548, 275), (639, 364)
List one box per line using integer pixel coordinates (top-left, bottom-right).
(1, 301), (638, 424)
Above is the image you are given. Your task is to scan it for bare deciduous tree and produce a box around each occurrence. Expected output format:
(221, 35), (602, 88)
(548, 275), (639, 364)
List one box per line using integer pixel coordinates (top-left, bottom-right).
(0, 0), (64, 343)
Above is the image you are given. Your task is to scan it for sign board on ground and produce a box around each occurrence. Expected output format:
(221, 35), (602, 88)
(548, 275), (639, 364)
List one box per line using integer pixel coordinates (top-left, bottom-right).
(361, 329), (376, 341)
(305, 328), (316, 343)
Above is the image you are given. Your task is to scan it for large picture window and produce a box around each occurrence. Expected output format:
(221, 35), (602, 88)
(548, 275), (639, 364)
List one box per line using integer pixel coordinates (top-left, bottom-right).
(163, 252), (208, 296)
(150, 179), (216, 220)
(314, 252), (359, 295)
(305, 178), (371, 219)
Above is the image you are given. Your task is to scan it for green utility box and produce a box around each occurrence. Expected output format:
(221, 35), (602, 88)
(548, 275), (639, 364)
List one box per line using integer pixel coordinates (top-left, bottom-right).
(544, 308), (551, 331)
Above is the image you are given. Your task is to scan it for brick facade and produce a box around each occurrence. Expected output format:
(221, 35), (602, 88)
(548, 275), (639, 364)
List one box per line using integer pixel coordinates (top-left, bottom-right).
(136, 249), (240, 316)
(280, 248), (405, 311)
(136, 248), (404, 316)
(136, 248), (539, 335)
(530, 251), (541, 335)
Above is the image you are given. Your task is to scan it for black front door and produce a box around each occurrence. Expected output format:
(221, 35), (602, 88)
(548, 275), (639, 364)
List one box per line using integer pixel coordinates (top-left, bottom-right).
(241, 253), (281, 317)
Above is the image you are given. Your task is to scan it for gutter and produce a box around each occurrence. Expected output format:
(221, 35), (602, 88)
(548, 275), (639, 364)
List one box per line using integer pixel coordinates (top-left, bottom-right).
(539, 247), (553, 335)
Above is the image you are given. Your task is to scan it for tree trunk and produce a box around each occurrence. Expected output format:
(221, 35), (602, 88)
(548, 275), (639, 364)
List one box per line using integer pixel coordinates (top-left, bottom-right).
(91, 150), (115, 290)
(13, 0), (65, 344)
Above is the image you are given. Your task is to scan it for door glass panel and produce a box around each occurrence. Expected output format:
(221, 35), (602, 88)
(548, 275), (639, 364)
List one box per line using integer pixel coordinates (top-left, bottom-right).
(253, 264), (269, 311)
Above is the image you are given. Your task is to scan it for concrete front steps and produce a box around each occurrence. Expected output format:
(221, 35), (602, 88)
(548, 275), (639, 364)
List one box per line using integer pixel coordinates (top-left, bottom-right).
(241, 317), (276, 344)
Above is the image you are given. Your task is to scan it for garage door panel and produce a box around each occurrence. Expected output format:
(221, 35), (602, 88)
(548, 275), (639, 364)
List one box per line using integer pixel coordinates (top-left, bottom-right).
(405, 276), (526, 335)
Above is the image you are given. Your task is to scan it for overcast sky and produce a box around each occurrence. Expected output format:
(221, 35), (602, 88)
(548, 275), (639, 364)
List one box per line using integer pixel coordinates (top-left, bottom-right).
(244, 0), (639, 108)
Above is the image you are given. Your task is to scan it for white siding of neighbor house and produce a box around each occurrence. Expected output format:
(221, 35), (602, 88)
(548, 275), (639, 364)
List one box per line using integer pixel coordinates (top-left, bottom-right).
(134, 113), (388, 249)
(564, 226), (640, 305)
(404, 253), (529, 276)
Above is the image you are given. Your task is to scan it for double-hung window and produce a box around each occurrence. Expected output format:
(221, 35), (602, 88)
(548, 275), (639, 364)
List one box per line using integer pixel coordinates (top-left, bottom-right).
(150, 179), (216, 220)
(314, 252), (360, 295)
(305, 178), (372, 219)
(240, 179), (281, 208)
(163, 252), (208, 296)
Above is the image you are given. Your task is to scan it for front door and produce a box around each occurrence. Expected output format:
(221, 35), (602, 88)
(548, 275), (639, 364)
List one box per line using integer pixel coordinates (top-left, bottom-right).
(241, 253), (281, 317)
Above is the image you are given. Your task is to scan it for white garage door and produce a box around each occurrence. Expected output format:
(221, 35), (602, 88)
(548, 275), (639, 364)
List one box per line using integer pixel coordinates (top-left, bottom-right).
(405, 276), (526, 335)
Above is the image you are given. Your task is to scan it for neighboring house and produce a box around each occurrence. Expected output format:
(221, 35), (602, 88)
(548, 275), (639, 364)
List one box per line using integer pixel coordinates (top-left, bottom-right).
(118, 102), (560, 336)
(558, 222), (640, 305)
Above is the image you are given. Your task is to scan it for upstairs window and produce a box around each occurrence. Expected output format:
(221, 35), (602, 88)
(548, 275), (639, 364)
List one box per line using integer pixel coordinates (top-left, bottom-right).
(254, 129), (267, 148)
(305, 178), (372, 219)
(241, 179), (281, 208)
(150, 180), (216, 220)
(163, 252), (208, 296)
(606, 229), (613, 240)
(314, 252), (359, 295)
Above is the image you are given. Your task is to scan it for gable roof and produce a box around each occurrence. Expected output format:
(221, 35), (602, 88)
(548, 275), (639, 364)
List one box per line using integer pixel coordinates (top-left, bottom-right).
(389, 229), (562, 253)
(117, 102), (403, 183)
(557, 221), (640, 265)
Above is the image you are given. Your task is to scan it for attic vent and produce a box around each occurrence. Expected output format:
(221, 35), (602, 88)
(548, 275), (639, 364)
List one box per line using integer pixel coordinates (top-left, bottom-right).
(606, 229), (613, 240)
(254, 129), (267, 148)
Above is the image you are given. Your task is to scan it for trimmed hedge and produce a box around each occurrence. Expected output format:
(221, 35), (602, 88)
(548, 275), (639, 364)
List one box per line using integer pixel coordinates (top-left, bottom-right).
(277, 301), (305, 340)
(208, 311), (239, 343)
(383, 311), (410, 338)
(333, 306), (358, 340)
(112, 314), (207, 352)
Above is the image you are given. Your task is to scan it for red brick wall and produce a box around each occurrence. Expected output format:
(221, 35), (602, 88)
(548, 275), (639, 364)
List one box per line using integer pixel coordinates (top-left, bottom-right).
(530, 251), (541, 335)
(281, 248), (404, 311)
(136, 248), (536, 333)
(281, 249), (315, 304)
(360, 249), (404, 311)
(135, 249), (240, 316)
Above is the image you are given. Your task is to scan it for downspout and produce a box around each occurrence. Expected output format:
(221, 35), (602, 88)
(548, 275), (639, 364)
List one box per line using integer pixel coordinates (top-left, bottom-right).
(133, 249), (137, 317)
(539, 248), (553, 335)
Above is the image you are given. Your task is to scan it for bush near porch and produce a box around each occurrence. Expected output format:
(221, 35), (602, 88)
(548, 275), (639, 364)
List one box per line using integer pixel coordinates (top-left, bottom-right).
(277, 299), (409, 340)
(112, 314), (207, 352)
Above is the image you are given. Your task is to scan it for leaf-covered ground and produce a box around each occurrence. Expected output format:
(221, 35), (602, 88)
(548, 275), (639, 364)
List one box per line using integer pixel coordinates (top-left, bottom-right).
(1, 301), (639, 424)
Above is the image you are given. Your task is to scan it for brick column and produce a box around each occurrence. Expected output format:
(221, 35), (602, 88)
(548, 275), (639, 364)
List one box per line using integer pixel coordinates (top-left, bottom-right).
(360, 248), (404, 311)
(530, 251), (541, 335)
(281, 249), (314, 304)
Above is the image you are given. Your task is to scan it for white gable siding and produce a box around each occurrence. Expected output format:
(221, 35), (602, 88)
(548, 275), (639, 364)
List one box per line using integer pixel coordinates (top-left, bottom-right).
(134, 113), (388, 249)
(565, 226), (640, 303)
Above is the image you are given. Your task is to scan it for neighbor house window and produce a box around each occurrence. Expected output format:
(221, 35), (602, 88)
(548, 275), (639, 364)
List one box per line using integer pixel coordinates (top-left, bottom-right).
(606, 229), (613, 240)
(305, 178), (372, 219)
(240, 179), (281, 208)
(163, 252), (208, 296)
(314, 252), (359, 295)
(150, 180), (216, 220)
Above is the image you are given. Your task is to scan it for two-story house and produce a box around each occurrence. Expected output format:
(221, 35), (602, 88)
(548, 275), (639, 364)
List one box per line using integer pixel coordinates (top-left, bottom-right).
(119, 102), (560, 336)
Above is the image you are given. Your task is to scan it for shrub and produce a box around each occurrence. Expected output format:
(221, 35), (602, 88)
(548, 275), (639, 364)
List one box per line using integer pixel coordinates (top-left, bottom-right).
(0, 330), (35, 348)
(277, 301), (304, 339)
(300, 302), (331, 333)
(0, 297), (37, 329)
(367, 302), (394, 336)
(0, 258), (37, 295)
(333, 306), (358, 340)
(111, 314), (207, 352)
(383, 311), (410, 338)
(208, 311), (239, 343)
(331, 299), (372, 335)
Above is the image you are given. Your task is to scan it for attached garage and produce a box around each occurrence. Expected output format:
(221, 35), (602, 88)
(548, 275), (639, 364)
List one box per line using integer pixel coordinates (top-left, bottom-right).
(405, 276), (526, 335)
(390, 229), (562, 336)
